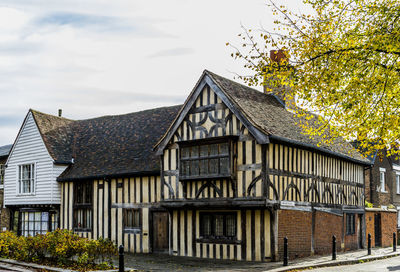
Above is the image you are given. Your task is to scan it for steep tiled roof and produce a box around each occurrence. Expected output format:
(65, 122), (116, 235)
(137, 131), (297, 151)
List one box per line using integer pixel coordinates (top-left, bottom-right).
(0, 144), (12, 159)
(205, 70), (369, 164)
(31, 110), (75, 163)
(58, 106), (181, 180)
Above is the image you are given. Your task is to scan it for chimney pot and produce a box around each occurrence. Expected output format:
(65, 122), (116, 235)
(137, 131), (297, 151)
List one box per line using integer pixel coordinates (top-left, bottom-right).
(58, 109), (62, 117)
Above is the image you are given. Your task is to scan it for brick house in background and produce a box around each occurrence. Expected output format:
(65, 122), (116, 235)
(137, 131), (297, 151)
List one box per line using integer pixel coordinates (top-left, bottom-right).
(0, 144), (12, 231)
(362, 149), (398, 247)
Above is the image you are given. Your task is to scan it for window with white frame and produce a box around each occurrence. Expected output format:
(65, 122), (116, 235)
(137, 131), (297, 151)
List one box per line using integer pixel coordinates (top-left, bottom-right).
(18, 164), (35, 194)
(398, 209), (400, 228)
(397, 173), (400, 194)
(379, 168), (386, 193)
(0, 164), (4, 186)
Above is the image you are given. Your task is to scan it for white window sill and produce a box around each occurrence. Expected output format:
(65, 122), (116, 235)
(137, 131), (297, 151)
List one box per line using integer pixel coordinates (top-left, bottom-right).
(16, 193), (35, 196)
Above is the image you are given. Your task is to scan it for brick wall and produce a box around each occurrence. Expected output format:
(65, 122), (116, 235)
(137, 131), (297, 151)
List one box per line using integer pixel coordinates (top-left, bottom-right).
(365, 170), (371, 203)
(278, 209), (312, 260)
(381, 211), (397, 247)
(314, 211), (343, 255)
(365, 210), (397, 248)
(366, 211), (376, 247)
(368, 152), (393, 206)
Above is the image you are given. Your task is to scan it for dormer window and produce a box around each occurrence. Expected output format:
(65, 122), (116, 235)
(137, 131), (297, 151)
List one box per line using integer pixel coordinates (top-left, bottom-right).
(179, 139), (234, 180)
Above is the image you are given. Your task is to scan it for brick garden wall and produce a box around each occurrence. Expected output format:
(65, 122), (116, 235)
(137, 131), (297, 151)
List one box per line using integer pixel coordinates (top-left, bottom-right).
(381, 211), (397, 247)
(314, 211), (343, 255)
(278, 209), (312, 260)
(365, 210), (397, 248)
(366, 211), (376, 247)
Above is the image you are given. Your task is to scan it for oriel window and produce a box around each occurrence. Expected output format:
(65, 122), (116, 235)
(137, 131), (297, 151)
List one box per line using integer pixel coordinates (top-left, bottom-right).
(180, 140), (233, 180)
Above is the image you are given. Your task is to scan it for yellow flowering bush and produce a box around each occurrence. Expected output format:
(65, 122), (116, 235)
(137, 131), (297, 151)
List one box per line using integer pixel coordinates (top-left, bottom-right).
(0, 230), (117, 271)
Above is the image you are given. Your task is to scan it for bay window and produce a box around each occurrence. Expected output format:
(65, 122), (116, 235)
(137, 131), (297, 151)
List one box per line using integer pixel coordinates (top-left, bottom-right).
(179, 139), (233, 180)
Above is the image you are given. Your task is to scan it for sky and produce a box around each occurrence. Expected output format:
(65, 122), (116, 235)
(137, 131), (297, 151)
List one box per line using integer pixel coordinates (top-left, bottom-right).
(0, 0), (304, 146)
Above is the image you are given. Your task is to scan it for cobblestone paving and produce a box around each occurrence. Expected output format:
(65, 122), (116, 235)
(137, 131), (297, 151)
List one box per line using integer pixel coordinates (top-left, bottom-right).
(121, 247), (399, 272)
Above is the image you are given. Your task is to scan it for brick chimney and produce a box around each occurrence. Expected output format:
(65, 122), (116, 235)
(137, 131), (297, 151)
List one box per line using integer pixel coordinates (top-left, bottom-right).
(264, 50), (294, 108)
(269, 49), (287, 64)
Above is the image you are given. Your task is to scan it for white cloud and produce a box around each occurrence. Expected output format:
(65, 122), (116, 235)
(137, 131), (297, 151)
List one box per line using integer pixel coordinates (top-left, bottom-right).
(0, 0), (305, 146)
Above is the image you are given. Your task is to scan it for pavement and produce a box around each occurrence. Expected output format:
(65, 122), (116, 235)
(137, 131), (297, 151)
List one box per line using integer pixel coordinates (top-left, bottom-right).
(122, 247), (400, 272)
(310, 255), (400, 271)
(0, 247), (398, 272)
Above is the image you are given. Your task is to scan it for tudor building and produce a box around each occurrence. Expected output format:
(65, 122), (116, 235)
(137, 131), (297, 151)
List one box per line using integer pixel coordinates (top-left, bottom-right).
(154, 70), (370, 261)
(57, 106), (180, 253)
(5, 70), (369, 262)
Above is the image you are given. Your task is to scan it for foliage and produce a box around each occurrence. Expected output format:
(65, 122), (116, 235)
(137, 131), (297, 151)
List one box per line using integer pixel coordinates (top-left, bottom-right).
(365, 200), (373, 208)
(0, 230), (117, 271)
(229, 0), (400, 156)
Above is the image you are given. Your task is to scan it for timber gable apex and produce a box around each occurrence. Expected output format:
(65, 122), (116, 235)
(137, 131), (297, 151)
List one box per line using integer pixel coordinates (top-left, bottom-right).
(154, 70), (270, 155)
(6, 110), (56, 166)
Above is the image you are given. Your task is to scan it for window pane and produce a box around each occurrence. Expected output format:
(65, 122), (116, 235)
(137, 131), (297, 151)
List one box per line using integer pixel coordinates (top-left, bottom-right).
(181, 161), (188, 176)
(219, 143), (229, 155)
(220, 157), (229, 175)
(200, 145), (208, 157)
(134, 210), (140, 227)
(209, 159), (218, 174)
(210, 144), (218, 155)
(34, 212), (41, 221)
(181, 147), (190, 159)
(215, 215), (224, 236)
(199, 159), (208, 175)
(190, 146), (199, 158)
(190, 160), (199, 176)
(226, 215), (236, 237)
(201, 215), (211, 236)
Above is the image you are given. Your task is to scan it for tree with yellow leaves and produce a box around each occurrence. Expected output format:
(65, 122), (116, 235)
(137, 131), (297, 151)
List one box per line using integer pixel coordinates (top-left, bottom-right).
(230, 0), (400, 156)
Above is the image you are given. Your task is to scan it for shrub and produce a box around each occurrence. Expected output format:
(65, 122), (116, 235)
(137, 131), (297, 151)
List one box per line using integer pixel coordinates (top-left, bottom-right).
(0, 230), (117, 271)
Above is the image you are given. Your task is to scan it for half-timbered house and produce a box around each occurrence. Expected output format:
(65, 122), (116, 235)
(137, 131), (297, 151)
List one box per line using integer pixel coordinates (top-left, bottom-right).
(155, 70), (370, 261)
(7, 69), (370, 262)
(55, 106), (180, 253)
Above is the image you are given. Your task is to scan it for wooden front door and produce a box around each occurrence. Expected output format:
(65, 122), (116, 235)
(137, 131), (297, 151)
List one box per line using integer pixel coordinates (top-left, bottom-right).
(152, 212), (169, 252)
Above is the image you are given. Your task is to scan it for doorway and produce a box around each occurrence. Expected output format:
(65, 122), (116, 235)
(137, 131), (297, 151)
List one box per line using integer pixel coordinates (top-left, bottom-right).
(152, 211), (169, 252)
(374, 213), (382, 247)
